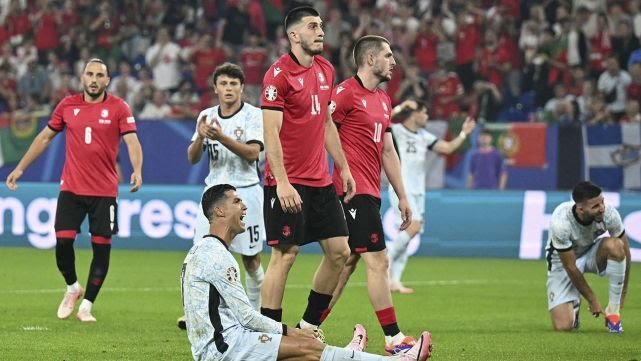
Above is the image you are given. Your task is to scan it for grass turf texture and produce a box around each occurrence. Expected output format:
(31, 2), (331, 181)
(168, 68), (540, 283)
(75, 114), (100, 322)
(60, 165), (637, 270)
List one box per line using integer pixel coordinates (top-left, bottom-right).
(0, 247), (639, 360)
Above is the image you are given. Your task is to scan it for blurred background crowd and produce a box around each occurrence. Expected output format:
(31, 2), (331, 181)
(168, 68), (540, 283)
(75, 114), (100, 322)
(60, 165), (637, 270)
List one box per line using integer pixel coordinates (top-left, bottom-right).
(2, 0), (641, 126)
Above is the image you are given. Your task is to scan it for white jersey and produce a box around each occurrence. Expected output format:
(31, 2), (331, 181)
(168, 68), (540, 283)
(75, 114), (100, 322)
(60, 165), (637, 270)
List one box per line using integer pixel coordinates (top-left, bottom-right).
(192, 102), (263, 187)
(390, 123), (438, 194)
(181, 235), (283, 360)
(545, 201), (624, 270)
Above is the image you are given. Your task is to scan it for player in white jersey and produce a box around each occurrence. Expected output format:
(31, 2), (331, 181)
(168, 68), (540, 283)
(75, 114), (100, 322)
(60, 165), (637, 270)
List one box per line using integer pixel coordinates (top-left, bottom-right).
(387, 101), (475, 293)
(181, 63), (265, 330)
(181, 184), (433, 361)
(545, 181), (630, 333)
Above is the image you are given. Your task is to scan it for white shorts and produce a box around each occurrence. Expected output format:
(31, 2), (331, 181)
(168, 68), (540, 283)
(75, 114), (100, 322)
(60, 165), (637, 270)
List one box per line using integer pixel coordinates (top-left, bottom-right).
(389, 190), (425, 231)
(194, 184), (265, 256)
(546, 239), (605, 310)
(221, 327), (282, 361)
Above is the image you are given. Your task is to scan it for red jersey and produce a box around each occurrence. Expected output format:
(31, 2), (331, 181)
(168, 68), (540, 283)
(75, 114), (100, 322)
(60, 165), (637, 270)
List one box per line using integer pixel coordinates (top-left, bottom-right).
(429, 72), (464, 120)
(331, 76), (391, 198)
(48, 93), (137, 197)
(261, 53), (335, 187)
(413, 33), (439, 73)
(239, 46), (269, 85)
(456, 22), (480, 65)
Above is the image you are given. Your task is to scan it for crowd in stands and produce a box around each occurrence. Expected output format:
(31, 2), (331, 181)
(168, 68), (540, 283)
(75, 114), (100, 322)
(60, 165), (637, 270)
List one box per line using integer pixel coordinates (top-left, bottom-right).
(2, 0), (641, 125)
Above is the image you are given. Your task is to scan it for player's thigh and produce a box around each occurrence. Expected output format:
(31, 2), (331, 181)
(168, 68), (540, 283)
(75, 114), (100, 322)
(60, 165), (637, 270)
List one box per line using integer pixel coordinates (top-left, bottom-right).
(222, 328), (282, 361)
(263, 185), (305, 247)
(231, 184), (265, 256)
(306, 184), (349, 242)
(549, 301), (575, 330)
(546, 267), (581, 311)
(342, 195), (385, 254)
(54, 191), (88, 233)
(87, 196), (118, 236)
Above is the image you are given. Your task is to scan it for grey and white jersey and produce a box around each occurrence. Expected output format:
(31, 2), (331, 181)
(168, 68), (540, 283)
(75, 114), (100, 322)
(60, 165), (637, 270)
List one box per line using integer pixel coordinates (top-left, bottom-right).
(390, 123), (438, 194)
(545, 201), (624, 270)
(181, 235), (282, 360)
(192, 102), (263, 187)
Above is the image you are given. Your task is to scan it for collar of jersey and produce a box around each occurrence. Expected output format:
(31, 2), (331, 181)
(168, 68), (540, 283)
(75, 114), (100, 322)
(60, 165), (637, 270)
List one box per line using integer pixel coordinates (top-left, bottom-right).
(204, 234), (229, 250)
(218, 101), (244, 119)
(571, 205), (594, 226)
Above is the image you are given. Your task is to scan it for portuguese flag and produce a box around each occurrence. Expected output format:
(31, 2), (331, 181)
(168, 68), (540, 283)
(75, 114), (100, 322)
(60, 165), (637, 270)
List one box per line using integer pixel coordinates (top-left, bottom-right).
(484, 123), (547, 167)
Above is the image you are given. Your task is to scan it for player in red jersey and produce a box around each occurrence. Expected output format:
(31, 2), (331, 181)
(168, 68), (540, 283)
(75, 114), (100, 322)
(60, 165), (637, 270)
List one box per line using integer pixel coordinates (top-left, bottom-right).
(260, 6), (356, 335)
(5, 59), (143, 322)
(326, 35), (422, 355)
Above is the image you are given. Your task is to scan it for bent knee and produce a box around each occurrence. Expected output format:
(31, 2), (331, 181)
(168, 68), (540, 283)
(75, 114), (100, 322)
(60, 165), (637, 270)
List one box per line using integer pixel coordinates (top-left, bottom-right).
(601, 237), (626, 260)
(552, 321), (574, 332)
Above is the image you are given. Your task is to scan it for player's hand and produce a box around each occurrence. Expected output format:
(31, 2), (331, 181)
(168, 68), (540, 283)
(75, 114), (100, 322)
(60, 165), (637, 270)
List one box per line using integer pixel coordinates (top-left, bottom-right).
(398, 197), (412, 231)
(5, 169), (23, 191)
(287, 327), (317, 340)
(462, 116), (476, 135)
(197, 115), (223, 140)
(129, 172), (142, 192)
(277, 182), (302, 214)
(341, 170), (356, 203)
(588, 299), (603, 317)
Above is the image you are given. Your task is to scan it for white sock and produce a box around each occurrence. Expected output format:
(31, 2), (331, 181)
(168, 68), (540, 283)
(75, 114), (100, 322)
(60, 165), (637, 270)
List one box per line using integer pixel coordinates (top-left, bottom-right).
(245, 265), (264, 311)
(389, 231), (411, 262)
(384, 332), (406, 346)
(67, 282), (81, 293)
(79, 299), (93, 312)
(298, 318), (318, 330)
(606, 258), (625, 315)
(390, 251), (409, 283)
(320, 345), (389, 361)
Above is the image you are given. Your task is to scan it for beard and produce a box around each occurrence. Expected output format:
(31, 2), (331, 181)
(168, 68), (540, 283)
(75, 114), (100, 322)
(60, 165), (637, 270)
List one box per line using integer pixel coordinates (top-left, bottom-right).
(301, 40), (323, 56)
(84, 84), (106, 100)
(373, 66), (392, 82)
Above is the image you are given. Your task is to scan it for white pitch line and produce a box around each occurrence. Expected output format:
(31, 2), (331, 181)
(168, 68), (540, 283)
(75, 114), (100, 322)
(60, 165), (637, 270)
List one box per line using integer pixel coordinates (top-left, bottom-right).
(0, 279), (514, 295)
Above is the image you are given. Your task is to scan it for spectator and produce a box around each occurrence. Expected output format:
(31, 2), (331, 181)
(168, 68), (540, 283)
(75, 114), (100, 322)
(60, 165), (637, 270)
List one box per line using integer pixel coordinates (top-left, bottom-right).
(584, 93), (614, 125)
(454, 8), (482, 91)
(216, 1), (251, 58)
(587, 12), (612, 79)
(17, 60), (50, 103)
(411, 18), (444, 77)
(475, 28), (511, 90)
(238, 32), (268, 105)
(466, 80), (502, 123)
(32, 0), (61, 64)
(611, 20), (639, 72)
(168, 80), (199, 119)
(630, 0), (641, 39)
(395, 62), (428, 106)
(619, 99), (641, 123)
(428, 61), (464, 121)
(184, 34), (229, 92)
(139, 89), (171, 119)
(145, 26), (183, 92)
(576, 79), (598, 121)
(108, 61), (141, 99)
(467, 129), (507, 190)
(597, 55), (631, 120)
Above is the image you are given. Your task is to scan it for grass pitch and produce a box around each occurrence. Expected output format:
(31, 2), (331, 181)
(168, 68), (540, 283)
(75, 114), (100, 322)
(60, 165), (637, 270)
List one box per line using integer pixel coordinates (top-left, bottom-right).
(0, 247), (639, 360)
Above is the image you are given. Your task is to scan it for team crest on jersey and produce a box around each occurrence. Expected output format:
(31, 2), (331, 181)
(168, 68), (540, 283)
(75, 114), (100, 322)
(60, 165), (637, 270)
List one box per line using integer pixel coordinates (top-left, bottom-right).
(226, 267), (238, 282)
(361, 99), (367, 108)
(282, 225), (292, 238)
(548, 292), (555, 302)
(264, 85), (278, 101)
(234, 127), (244, 140)
(318, 72), (330, 90)
(329, 100), (336, 114)
(101, 109), (109, 118)
(258, 334), (273, 343)
(370, 233), (379, 244)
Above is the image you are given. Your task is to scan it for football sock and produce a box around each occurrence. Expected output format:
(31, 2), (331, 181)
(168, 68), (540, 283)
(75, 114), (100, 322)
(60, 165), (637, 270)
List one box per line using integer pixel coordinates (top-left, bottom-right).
(389, 231), (410, 262)
(261, 307), (282, 322)
(84, 242), (111, 303)
(301, 290), (332, 327)
(320, 345), (388, 361)
(376, 307), (401, 337)
(385, 332), (407, 346)
(606, 258), (625, 314)
(67, 282), (81, 293)
(56, 237), (77, 285)
(79, 299), (93, 312)
(245, 265), (264, 311)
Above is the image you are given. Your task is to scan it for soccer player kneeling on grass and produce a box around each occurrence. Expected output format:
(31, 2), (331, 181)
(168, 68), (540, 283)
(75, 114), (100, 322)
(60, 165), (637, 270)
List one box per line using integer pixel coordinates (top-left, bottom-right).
(546, 181), (630, 333)
(181, 184), (432, 361)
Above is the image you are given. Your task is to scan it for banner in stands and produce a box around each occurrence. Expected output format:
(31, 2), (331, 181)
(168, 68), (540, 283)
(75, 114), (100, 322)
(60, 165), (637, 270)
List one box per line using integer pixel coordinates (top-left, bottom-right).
(2, 184), (640, 262)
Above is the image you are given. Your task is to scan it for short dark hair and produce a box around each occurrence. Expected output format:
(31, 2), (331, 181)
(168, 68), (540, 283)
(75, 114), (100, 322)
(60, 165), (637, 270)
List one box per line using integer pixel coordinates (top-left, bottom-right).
(212, 62), (245, 85)
(284, 6), (319, 31)
(202, 184), (236, 221)
(84, 58), (110, 77)
(572, 181), (602, 203)
(353, 35), (390, 67)
(410, 100), (429, 114)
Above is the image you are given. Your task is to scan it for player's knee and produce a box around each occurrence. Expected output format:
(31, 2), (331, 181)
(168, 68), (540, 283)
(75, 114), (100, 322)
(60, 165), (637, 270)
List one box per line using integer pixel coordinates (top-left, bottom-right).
(242, 255), (261, 272)
(552, 320), (574, 332)
(602, 237), (626, 260)
(328, 245), (350, 266)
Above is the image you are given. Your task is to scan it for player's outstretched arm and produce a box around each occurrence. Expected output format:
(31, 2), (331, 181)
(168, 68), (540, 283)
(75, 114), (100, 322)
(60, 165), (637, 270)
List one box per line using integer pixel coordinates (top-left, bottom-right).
(432, 116), (476, 154)
(263, 108), (302, 213)
(123, 132), (143, 192)
(5, 127), (58, 191)
(324, 112), (355, 202)
(382, 133), (412, 230)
